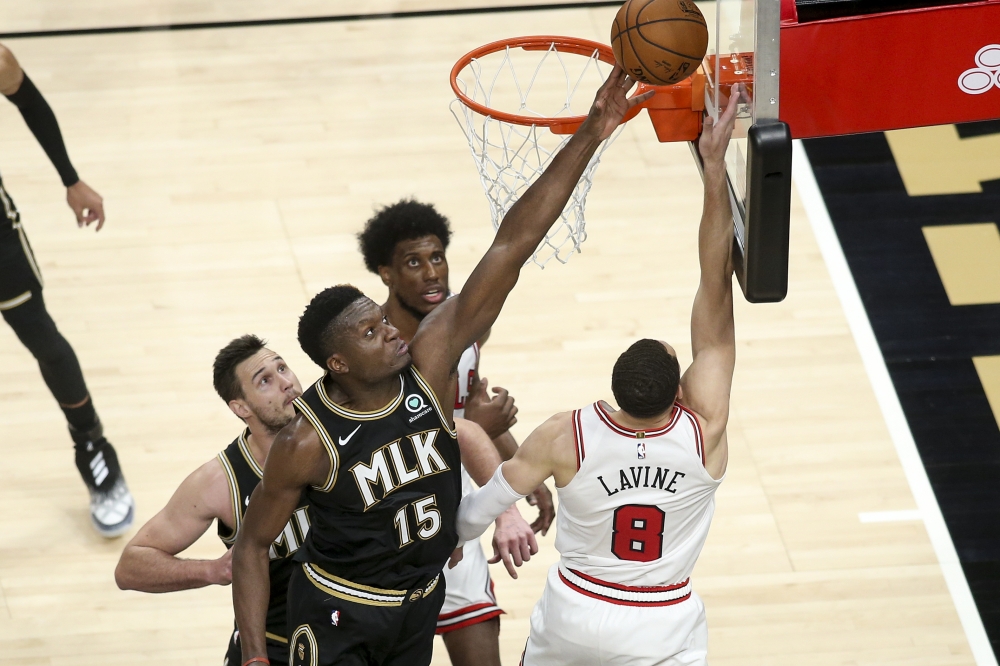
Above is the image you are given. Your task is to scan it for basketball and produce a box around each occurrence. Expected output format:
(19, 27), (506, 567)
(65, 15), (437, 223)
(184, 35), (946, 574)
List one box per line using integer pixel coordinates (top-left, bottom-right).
(611, 0), (709, 86)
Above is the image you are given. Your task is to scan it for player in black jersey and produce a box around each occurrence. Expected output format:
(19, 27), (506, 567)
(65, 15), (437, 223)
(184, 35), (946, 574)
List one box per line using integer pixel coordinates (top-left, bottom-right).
(232, 68), (653, 666)
(0, 42), (133, 537)
(358, 200), (556, 666)
(116, 335), (306, 664)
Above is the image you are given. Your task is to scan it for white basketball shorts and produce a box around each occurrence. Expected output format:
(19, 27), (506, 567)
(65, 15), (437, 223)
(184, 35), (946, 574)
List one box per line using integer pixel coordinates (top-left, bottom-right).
(522, 565), (707, 666)
(437, 536), (503, 634)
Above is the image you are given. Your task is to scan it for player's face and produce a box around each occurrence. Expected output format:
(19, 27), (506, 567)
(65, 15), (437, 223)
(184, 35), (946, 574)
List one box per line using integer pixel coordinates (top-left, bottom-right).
(382, 235), (449, 318)
(335, 298), (412, 382)
(235, 350), (303, 434)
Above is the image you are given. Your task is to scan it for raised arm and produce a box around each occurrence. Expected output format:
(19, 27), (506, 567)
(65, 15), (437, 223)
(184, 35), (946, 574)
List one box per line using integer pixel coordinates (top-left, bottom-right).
(679, 87), (743, 478)
(0, 42), (105, 229)
(412, 68), (654, 392)
(115, 459), (233, 592)
(232, 416), (327, 663)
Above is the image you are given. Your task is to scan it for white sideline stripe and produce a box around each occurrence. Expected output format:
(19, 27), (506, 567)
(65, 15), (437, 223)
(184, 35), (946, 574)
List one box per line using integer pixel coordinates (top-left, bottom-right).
(793, 140), (996, 666)
(859, 510), (923, 523)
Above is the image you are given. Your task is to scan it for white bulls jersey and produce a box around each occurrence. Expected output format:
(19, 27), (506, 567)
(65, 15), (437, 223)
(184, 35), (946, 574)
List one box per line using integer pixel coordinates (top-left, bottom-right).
(554, 400), (723, 603)
(453, 342), (480, 497)
(438, 341), (504, 633)
(453, 341), (479, 421)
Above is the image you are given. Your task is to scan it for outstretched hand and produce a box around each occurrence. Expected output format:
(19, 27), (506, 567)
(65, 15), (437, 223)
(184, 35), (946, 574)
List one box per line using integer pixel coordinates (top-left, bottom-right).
(583, 66), (655, 141)
(698, 83), (746, 168)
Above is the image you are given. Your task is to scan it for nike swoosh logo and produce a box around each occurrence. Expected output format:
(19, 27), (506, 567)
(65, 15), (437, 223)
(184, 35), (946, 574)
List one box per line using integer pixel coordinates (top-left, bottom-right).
(338, 424), (362, 447)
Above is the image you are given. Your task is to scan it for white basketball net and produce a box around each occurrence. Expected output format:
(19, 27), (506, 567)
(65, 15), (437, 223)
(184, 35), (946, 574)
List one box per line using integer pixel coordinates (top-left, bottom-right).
(451, 42), (624, 267)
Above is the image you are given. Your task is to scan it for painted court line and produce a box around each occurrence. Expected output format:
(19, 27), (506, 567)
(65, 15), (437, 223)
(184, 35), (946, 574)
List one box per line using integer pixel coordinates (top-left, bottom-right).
(793, 140), (996, 666)
(858, 510), (923, 523)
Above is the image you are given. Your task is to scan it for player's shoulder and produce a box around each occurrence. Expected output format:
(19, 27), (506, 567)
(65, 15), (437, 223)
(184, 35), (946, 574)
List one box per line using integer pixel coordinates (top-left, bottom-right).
(546, 410), (576, 427)
(532, 410), (577, 442)
(164, 455), (234, 522)
(0, 43), (16, 66)
(0, 43), (21, 89)
(673, 400), (712, 440)
(268, 413), (330, 485)
(273, 413), (322, 453)
(192, 454), (230, 490)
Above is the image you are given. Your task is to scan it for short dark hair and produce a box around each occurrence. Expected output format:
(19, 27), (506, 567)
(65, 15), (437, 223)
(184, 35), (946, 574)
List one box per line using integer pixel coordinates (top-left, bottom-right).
(611, 339), (681, 419)
(298, 285), (367, 369)
(357, 199), (452, 273)
(213, 334), (267, 403)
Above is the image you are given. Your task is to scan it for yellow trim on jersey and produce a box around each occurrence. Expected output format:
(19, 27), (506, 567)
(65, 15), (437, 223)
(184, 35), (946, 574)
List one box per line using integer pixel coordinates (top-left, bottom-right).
(216, 452), (241, 544)
(0, 184), (19, 222)
(410, 367), (458, 437)
(301, 563), (406, 607)
(13, 222), (43, 287)
(290, 624), (318, 666)
(237, 428), (264, 478)
(294, 398), (339, 492)
(315, 374), (404, 420)
(0, 290), (32, 311)
(266, 631), (288, 644)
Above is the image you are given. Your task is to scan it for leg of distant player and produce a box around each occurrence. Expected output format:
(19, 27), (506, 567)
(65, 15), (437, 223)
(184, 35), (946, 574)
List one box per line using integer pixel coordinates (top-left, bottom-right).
(1, 42), (131, 537)
(0, 290), (132, 535)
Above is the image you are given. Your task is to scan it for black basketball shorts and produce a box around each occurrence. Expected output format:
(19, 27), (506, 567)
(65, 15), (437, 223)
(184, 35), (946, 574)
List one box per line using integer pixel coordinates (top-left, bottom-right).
(287, 563), (446, 666)
(0, 181), (44, 311)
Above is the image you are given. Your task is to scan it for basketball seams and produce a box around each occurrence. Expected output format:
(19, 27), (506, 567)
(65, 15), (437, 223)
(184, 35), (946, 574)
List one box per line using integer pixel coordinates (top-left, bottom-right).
(612, 0), (707, 85)
(633, 24), (706, 62)
(634, 0), (705, 62)
(631, 17), (707, 27)
(624, 0), (656, 84)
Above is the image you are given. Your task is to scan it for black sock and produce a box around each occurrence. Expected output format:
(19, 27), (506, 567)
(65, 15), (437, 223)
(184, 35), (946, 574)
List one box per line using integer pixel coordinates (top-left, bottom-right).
(62, 397), (98, 433)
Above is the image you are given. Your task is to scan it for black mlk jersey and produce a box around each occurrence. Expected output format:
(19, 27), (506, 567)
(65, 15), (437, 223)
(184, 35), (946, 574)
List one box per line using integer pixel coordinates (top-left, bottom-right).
(218, 429), (311, 644)
(293, 367), (462, 590)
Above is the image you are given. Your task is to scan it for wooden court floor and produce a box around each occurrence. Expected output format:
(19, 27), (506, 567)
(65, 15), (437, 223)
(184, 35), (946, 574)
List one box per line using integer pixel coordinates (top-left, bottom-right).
(0, 2), (974, 664)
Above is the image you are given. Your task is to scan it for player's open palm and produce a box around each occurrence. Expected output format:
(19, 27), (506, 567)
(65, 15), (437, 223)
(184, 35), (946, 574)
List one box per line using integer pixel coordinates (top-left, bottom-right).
(698, 83), (745, 166)
(489, 505), (538, 579)
(585, 65), (655, 141)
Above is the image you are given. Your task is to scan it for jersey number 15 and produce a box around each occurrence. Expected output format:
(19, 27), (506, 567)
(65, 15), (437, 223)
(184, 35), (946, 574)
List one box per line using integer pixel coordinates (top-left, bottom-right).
(393, 495), (442, 548)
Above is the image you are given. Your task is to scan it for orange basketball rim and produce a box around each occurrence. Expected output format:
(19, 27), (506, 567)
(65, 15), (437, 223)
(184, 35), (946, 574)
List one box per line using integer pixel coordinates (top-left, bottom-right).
(449, 35), (706, 141)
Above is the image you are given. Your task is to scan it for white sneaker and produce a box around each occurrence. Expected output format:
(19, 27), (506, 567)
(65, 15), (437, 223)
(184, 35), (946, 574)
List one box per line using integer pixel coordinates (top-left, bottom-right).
(89, 477), (135, 538)
(71, 420), (135, 538)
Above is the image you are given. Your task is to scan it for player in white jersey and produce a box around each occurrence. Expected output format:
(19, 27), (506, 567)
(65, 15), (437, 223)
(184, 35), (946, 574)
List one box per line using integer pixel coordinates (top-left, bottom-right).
(358, 201), (555, 666)
(455, 86), (746, 665)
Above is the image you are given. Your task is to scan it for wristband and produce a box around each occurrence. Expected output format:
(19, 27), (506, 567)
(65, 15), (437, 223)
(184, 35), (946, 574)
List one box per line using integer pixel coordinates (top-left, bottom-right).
(243, 658), (270, 666)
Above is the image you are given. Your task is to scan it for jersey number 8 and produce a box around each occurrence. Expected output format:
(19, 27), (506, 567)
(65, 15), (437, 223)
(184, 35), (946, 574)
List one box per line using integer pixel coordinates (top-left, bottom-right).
(611, 504), (665, 562)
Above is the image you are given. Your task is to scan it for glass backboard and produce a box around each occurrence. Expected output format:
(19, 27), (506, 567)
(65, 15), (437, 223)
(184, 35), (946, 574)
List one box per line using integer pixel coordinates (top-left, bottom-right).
(703, 0), (791, 303)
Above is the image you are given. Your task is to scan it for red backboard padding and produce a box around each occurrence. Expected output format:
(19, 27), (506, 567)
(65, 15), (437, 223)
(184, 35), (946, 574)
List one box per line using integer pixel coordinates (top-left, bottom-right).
(779, 0), (1000, 138)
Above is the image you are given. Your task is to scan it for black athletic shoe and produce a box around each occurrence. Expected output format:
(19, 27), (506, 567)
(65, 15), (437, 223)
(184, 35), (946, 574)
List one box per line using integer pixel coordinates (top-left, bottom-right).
(71, 420), (135, 538)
